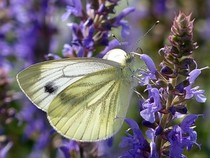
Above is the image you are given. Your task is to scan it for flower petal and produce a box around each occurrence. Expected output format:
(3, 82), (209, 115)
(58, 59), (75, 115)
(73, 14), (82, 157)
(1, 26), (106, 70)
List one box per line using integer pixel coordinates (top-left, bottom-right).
(140, 54), (157, 73)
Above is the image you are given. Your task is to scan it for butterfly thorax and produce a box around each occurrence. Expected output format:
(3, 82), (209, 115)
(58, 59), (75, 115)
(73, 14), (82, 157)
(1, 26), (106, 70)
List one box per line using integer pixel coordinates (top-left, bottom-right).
(123, 55), (141, 88)
(103, 49), (142, 88)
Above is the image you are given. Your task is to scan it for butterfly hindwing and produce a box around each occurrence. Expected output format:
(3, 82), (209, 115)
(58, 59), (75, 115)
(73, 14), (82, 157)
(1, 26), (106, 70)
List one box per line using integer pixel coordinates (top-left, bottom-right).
(47, 67), (133, 141)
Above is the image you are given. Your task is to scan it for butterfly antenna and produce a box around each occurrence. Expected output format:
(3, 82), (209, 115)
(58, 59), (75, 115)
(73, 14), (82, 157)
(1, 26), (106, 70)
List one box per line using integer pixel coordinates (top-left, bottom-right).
(142, 20), (159, 39)
(111, 34), (122, 45)
(134, 20), (160, 52)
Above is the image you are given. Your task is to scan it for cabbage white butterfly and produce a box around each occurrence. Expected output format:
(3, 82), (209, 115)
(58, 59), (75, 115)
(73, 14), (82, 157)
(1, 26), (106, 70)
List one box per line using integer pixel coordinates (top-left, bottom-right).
(16, 49), (142, 141)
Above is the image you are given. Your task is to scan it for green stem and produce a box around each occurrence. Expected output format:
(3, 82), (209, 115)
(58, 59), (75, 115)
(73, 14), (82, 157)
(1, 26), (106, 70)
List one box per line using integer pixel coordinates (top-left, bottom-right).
(156, 91), (174, 157)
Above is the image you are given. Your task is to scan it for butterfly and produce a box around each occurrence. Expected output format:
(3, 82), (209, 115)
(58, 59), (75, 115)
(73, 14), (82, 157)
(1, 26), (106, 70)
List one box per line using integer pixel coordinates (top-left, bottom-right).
(16, 48), (143, 142)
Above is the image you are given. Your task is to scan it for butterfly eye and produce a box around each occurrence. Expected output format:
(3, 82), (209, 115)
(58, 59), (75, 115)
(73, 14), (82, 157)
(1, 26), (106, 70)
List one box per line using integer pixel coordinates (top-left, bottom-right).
(44, 82), (58, 94)
(125, 55), (134, 64)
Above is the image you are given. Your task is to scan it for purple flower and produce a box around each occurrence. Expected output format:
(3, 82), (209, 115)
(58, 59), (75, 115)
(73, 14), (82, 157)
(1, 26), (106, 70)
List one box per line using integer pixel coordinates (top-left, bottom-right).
(0, 0), (59, 67)
(45, 53), (61, 60)
(17, 104), (52, 155)
(168, 114), (201, 158)
(62, 1), (134, 57)
(184, 68), (207, 103)
(138, 54), (157, 85)
(119, 20), (130, 38)
(0, 142), (13, 158)
(82, 24), (95, 48)
(185, 86), (206, 103)
(140, 87), (162, 123)
(188, 69), (201, 84)
(146, 129), (158, 158)
(153, 0), (167, 15)
(113, 7), (135, 38)
(62, 22), (86, 57)
(98, 39), (120, 57)
(140, 54), (157, 74)
(62, 0), (82, 20)
(168, 126), (187, 158)
(119, 118), (150, 157)
(62, 44), (73, 56)
(95, 139), (113, 157)
(139, 70), (157, 86)
(114, 7), (135, 24)
(59, 140), (79, 158)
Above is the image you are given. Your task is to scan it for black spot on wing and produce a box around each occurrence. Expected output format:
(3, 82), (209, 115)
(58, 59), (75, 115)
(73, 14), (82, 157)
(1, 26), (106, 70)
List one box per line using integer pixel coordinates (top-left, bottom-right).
(44, 82), (58, 94)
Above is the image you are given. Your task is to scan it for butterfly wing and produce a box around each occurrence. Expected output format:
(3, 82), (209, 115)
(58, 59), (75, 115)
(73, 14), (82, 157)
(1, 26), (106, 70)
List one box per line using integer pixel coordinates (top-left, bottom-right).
(16, 58), (121, 112)
(47, 66), (133, 141)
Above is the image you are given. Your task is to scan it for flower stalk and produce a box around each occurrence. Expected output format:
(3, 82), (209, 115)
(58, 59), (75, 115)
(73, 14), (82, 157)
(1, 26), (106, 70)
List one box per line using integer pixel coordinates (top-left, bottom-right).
(121, 12), (206, 158)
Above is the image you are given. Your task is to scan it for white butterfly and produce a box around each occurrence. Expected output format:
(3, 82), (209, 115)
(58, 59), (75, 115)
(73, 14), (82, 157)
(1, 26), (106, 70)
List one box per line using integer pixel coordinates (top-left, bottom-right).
(16, 49), (142, 142)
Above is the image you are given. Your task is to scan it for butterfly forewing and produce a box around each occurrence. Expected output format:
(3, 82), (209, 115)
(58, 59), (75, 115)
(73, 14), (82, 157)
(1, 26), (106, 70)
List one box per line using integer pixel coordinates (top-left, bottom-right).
(16, 58), (121, 112)
(47, 66), (133, 141)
